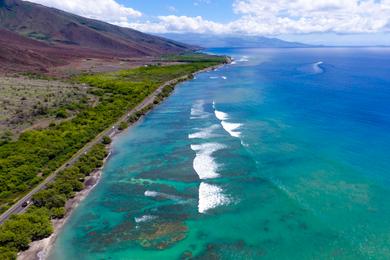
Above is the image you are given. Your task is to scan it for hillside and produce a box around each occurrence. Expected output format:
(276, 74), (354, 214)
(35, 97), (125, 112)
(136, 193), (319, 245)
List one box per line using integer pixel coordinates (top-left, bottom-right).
(159, 33), (312, 48)
(0, 28), (71, 72)
(0, 0), (192, 73)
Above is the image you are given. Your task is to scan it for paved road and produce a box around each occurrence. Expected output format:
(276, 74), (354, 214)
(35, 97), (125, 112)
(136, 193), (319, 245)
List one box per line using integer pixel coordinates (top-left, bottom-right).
(0, 75), (191, 224)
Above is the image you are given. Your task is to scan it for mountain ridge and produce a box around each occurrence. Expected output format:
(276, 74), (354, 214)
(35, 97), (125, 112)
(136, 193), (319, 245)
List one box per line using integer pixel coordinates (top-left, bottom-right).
(0, 0), (194, 73)
(158, 33), (312, 48)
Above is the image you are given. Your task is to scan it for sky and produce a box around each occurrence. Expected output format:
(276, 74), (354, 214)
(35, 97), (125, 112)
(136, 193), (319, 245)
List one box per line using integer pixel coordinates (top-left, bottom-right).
(28, 0), (390, 46)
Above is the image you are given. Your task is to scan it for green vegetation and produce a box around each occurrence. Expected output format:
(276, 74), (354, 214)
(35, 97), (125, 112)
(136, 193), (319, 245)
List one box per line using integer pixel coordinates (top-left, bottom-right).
(118, 122), (128, 131)
(0, 207), (52, 259)
(0, 143), (108, 259)
(0, 55), (226, 213)
(161, 53), (229, 63)
(0, 53), (227, 258)
(102, 136), (112, 145)
(0, 76), (95, 141)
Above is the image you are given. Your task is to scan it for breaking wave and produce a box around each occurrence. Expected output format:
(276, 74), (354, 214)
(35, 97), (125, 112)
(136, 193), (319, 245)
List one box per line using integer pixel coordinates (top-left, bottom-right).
(221, 121), (243, 138)
(191, 100), (210, 119)
(198, 182), (230, 213)
(191, 143), (226, 180)
(188, 124), (220, 139)
(214, 104), (242, 139)
(134, 215), (157, 223)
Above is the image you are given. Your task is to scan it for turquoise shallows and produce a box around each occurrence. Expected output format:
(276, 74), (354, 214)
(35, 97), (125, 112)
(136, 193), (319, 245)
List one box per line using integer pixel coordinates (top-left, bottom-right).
(50, 48), (390, 259)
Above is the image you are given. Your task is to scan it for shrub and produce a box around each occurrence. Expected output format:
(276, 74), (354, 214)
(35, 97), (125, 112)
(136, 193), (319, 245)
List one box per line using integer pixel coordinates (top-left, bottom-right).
(102, 136), (111, 145)
(55, 109), (68, 118)
(118, 122), (128, 131)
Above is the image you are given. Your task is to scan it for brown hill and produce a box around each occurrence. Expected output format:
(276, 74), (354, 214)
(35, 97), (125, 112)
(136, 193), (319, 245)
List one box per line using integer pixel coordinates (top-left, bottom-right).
(0, 0), (192, 73)
(0, 28), (123, 73)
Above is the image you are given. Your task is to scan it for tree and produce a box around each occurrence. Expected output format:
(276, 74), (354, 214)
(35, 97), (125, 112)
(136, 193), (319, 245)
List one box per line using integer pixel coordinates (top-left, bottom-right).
(118, 121), (128, 131)
(32, 190), (66, 209)
(102, 136), (111, 145)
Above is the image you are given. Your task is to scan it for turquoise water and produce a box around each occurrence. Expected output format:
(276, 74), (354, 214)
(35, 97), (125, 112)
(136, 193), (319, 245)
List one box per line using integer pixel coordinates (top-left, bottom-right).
(49, 48), (390, 259)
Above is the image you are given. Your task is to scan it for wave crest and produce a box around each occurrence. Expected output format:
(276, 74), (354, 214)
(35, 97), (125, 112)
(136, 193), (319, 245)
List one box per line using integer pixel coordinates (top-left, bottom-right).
(198, 182), (229, 213)
(191, 143), (226, 179)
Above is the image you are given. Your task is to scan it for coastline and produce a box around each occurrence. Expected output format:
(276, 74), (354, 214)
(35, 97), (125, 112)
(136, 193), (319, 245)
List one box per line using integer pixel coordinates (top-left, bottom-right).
(17, 61), (229, 260)
(18, 149), (112, 260)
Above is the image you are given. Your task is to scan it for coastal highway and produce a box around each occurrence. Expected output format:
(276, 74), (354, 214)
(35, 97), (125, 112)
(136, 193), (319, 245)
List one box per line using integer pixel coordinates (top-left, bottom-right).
(0, 73), (196, 225)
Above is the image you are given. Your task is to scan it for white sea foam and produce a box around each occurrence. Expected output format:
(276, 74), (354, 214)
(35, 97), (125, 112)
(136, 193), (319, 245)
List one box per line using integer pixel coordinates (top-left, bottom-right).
(198, 182), (229, 213)
(209, 76), (218, 79)
(221, 76), (227, 80)
(191, 100), (209, 119)
(214, 107), (243, 139)
(214, 110), (229, 121)
(144, 190), (158, 197)
(221, 121), (242, 138)
(191, 143), (226, 179)
(238, 56), (249, 62)
(188, 124), (220, 139)
(135, 215), (157, 223)
(312, 61), (324, 74)
(144, 190), (180, 200)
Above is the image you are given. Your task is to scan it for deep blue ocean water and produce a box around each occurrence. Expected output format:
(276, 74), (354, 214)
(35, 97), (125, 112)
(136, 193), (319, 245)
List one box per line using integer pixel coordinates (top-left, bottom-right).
(49, 48), (390, 259)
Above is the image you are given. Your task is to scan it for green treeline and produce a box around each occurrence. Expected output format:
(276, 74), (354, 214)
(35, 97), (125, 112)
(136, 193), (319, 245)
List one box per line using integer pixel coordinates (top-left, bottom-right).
(0, 143), (107, 259)
(0, 57), (225, 213)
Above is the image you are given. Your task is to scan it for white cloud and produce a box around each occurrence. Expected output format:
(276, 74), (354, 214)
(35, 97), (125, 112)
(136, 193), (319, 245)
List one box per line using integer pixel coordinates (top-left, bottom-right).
(28, 0), (142, 25)
(128, 15), (229, 34)
(27, 0), (390, 36)
(232, 0), (390, 34)
(127, 0), (390, 36)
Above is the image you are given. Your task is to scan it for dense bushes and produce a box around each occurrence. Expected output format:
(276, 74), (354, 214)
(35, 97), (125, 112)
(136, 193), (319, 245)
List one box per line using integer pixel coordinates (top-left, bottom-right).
(0, 144), (107, 259)
(118, 122), (128, 131)
(102, 136), (112, 145)
(0, 207), (52, 259)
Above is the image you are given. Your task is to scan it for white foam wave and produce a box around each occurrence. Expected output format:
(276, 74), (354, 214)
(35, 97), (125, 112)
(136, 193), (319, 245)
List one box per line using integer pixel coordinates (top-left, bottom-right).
(198, 182), (229, 213)
(135, 215), (157, 223)
(144, 190), (180, 200)
(191, 100), (209, 119)
(191, 143), (226, 179)
(214, 110), (229, 121)
(144, 190), (158, 197)
(238, 56), (249, 62)
(188, 124), (220, 139)
(214, 106), (243, 139)
(221, 76), (227, 80)
(221, 121), (242, 138)
(312, 61), (324, 74)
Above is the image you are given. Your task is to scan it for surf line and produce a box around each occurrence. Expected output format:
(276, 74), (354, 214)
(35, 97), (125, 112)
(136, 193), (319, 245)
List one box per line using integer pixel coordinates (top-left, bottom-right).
(213, 101), (243, 139)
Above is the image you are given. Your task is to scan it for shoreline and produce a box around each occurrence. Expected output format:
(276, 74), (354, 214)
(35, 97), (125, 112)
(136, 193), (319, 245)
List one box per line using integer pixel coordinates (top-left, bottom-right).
(17, 61), (229, 260)
(18, 149), (112, 260)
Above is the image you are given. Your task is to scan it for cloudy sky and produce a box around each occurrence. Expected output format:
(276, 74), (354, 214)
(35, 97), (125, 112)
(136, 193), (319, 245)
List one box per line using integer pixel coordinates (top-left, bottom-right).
(29, 0), (390, 45)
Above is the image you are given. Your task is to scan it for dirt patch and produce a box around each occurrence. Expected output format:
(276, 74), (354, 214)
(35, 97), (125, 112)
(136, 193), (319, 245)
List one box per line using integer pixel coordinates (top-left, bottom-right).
(0, 76), (96, 140)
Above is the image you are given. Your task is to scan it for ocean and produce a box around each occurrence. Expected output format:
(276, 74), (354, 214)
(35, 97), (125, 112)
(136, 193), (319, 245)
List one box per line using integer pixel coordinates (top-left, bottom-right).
(49, 48), (390, 259)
